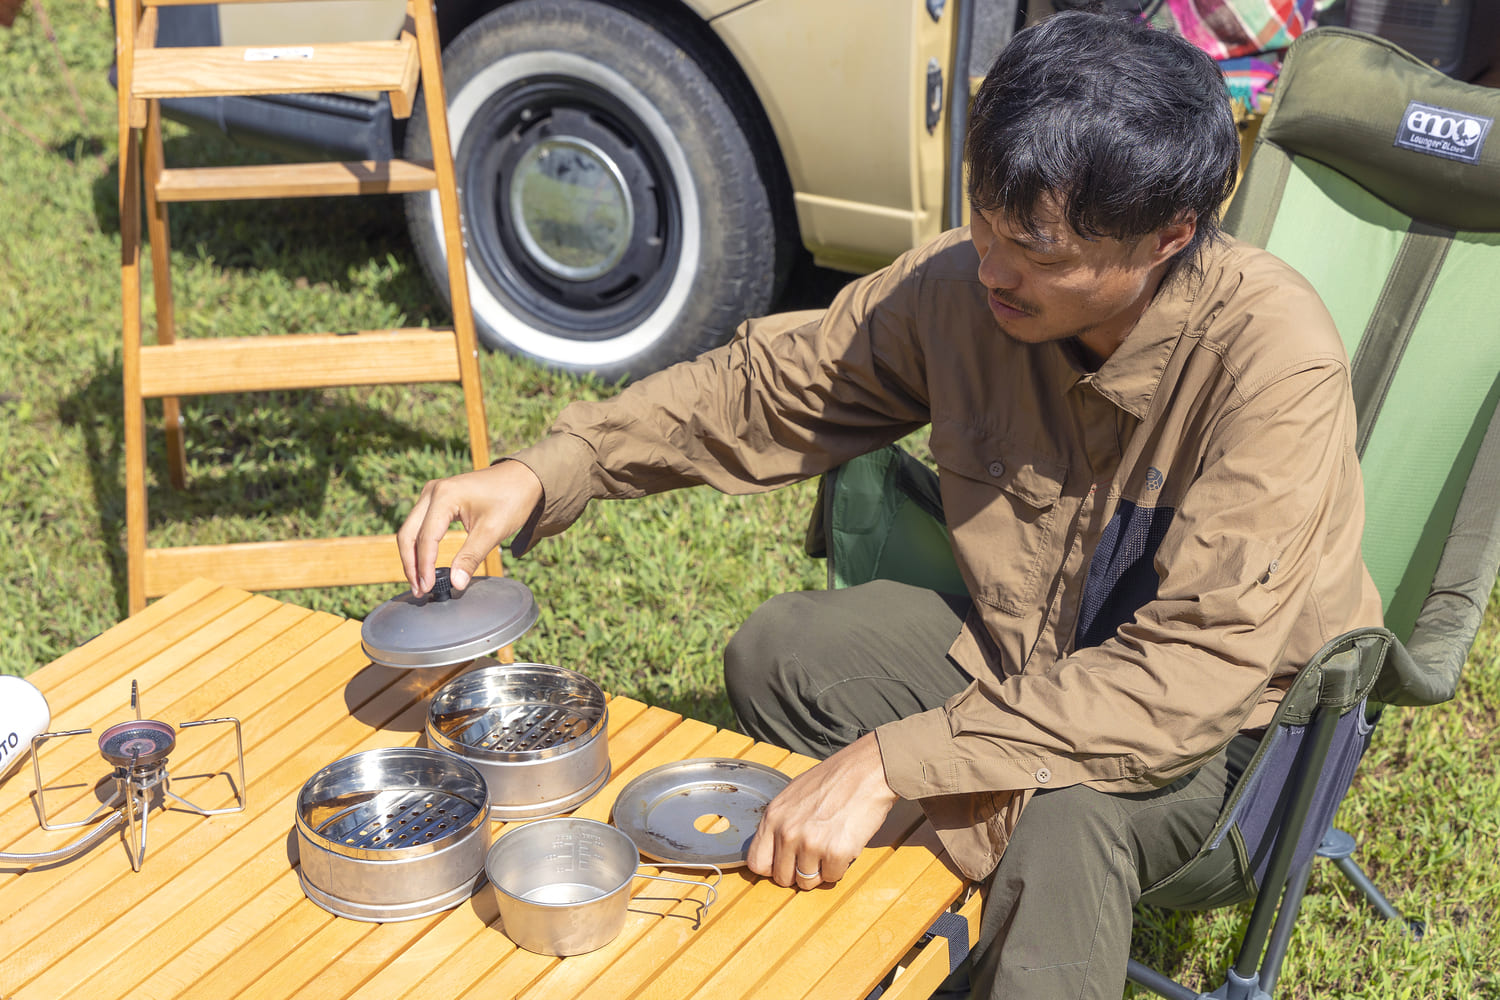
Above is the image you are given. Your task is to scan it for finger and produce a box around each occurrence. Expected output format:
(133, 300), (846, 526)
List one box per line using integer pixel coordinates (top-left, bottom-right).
(396, 483), (437, 595)
(770, 829), (802, 888)
(412, 485), (459, 594)
(793, 856), (824, 888)
(448, 536), (491, 591)
(745, 824), (774, 879)
(817, 852), (859, 885)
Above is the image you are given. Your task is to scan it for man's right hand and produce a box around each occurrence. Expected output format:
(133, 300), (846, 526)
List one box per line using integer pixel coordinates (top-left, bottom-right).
(396, 461), (544, 596)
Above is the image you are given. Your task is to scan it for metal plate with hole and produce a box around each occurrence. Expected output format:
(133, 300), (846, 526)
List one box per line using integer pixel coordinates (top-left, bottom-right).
(611, 758), (790, 867)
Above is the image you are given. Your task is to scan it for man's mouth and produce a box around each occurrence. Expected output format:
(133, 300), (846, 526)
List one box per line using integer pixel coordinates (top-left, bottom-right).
(988, 289), (1033, 319)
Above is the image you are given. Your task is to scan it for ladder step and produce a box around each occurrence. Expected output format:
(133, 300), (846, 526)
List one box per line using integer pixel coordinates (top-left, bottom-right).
(131, 40), (417, 100)
(139, 330), (464, 398)
(156, 160), (438, 202)
(143, 532), (473, 599)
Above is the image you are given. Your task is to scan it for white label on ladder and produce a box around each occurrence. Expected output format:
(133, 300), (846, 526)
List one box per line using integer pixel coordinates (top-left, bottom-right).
(244, 46), (315, 61)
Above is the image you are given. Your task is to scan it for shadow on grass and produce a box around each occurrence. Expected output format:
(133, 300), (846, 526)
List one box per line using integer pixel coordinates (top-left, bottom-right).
(58, 355), (468, 618)
(89, 133), (443, 325)
(49, 132), (109, 169)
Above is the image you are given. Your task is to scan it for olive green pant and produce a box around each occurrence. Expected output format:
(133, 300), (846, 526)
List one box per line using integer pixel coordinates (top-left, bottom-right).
(724, 580), (1253, 1000)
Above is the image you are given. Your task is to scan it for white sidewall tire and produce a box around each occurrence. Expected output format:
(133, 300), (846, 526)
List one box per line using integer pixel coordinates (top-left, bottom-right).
(405, 0), (787, 381)
(430, 50), (704, 370)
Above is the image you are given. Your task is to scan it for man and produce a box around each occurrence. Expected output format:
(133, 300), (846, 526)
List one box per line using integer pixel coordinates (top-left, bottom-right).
(398, 11), (1381, 997)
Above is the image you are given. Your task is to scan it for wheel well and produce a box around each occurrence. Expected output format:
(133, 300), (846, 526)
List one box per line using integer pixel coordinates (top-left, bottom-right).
(433, 0), (799, 293)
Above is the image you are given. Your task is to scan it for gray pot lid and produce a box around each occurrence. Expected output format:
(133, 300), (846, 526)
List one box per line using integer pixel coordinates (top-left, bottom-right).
(361, 569), (540, 668)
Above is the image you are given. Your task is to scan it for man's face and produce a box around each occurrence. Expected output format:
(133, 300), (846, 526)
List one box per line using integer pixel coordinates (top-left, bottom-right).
(968, 197), (1194, 362)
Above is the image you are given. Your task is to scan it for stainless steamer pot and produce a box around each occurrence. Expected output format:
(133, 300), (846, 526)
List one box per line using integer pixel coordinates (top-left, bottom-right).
(295, 746), (491, 922)
(426, 661), (610, 820)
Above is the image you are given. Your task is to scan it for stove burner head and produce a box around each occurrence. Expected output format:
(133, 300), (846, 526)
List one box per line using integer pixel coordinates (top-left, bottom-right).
(98, 719), (176, 768)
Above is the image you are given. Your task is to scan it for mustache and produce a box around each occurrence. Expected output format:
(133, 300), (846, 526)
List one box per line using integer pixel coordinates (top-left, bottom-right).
(990, 289), (1039, 316)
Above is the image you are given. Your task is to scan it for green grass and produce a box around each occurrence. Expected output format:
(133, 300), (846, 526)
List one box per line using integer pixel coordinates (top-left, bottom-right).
(2, 4), (1497, 997)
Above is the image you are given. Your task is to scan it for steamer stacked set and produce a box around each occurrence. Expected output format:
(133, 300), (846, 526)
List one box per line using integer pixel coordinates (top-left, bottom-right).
(294, 568), (788, 955)
(1, 569), (789, 957)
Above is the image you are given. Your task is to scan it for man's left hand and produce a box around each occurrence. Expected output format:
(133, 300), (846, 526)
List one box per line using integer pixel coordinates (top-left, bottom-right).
(746, 733), (900, 888)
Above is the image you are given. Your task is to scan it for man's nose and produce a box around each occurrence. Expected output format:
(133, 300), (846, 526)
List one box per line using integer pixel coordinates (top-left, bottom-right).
(977, 247), (1021, 290)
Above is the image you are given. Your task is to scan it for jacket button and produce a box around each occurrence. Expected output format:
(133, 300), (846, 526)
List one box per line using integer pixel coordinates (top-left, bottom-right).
(1035, 767), (1051, 783)
(988, 460), (1005, 478)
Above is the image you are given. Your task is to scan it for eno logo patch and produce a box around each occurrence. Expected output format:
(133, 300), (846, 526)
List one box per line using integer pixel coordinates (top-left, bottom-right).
(1394, 101), (1492, 164)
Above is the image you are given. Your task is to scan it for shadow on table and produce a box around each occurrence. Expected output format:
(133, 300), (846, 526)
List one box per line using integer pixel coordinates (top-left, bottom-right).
(341, 661), (450, 733)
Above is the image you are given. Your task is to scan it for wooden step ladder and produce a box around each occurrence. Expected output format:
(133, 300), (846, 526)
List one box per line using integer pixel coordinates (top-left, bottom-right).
(115, 0), (501, 614)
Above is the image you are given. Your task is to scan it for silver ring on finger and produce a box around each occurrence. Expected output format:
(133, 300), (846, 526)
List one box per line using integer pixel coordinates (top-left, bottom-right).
(795, 867), (821, 881)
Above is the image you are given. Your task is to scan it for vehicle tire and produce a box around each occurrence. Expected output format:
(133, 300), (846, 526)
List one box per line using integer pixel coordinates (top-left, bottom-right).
(405, 0), (791, 382)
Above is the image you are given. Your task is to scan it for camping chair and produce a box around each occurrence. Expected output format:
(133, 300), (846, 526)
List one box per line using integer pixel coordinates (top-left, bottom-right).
(813, 26), (1500, 1000)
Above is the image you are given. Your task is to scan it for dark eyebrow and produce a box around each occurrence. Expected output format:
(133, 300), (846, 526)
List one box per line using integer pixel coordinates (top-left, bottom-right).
(973, 202), (1069, 255)
(1008, 231), (1066, 255)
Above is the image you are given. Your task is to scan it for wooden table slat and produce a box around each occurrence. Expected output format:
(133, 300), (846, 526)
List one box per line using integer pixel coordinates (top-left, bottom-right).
(805, 852), (968, 1000)
(683, 809), (934, 1000)
(0, 607), (338, 874)
(0, 610), (349, 941)
(7, 622), (462, 995)
(31, 586), (263, 717)
(30, 679), (459, 999)
(2, 603), (332, 848)
(533, 739), (802, 1000)
(250, 700), (697, 1000)
(747, 822), (960, 1000)
(408, 719), (735, 1000)
(441, 722), (756, 1000)
(25, 578), (223, 687)
(590, 754), (826, 1000)
(3, 585), (971, 1000)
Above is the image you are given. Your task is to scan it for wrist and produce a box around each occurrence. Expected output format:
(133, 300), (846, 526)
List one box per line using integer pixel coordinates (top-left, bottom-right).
(856, 732), (899, 804)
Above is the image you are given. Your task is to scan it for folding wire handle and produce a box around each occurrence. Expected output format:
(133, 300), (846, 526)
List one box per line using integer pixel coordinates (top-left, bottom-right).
(634, 862), (723, 929)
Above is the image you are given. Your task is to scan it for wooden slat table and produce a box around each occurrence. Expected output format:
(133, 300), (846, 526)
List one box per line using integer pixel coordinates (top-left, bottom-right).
(1, 580), (978, 1000)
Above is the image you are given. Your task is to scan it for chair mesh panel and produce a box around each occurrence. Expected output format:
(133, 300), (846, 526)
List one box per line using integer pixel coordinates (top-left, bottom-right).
(1351, 229), (1500, 637)
(1234, 700), (1376, 887)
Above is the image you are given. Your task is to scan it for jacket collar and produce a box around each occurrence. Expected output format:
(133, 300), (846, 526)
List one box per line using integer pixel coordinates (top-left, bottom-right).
(1076, 254), (1207, 420)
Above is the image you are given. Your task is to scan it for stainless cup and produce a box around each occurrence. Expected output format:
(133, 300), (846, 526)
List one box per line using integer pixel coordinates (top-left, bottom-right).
(485, 817), (718, 956)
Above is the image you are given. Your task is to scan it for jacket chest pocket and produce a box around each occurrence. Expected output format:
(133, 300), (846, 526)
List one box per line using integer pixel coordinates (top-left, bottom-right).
(932, 431), (1068, 617)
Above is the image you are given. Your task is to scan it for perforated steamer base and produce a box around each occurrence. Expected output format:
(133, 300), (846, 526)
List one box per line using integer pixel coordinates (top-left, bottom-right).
(426, 663), (612, 820)
(294, 748), (491, 923)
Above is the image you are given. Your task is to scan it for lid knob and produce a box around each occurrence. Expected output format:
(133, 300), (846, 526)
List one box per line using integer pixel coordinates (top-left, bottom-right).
(431, 567), (453, 602)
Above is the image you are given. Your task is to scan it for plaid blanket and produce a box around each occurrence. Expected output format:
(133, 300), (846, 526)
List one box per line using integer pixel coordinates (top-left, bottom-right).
(1147, 0), (1320, 60)
(1144, 0), (1330, 110)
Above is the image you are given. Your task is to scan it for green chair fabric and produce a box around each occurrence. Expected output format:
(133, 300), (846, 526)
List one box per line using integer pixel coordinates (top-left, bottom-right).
(806, 444), (965, 595)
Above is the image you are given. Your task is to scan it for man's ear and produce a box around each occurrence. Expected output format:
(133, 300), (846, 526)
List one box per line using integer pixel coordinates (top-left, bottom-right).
(1151, 213), (1198, 266)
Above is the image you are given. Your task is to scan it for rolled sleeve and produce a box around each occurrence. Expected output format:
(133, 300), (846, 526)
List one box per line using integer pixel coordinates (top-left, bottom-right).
(503, 434), (600, 556)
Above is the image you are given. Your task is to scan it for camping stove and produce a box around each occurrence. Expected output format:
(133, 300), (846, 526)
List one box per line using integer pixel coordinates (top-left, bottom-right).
(0, 681), (245, 871)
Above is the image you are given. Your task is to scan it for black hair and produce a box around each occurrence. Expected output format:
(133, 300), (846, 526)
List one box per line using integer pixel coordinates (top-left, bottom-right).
(965, 10), (1239, 268)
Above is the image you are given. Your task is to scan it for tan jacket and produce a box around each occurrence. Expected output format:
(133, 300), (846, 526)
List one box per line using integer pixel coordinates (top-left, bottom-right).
(511, 229), (1384, 880)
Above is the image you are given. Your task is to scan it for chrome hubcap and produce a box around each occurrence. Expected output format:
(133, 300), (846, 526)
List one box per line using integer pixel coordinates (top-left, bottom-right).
(509, 135), (634, 282)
